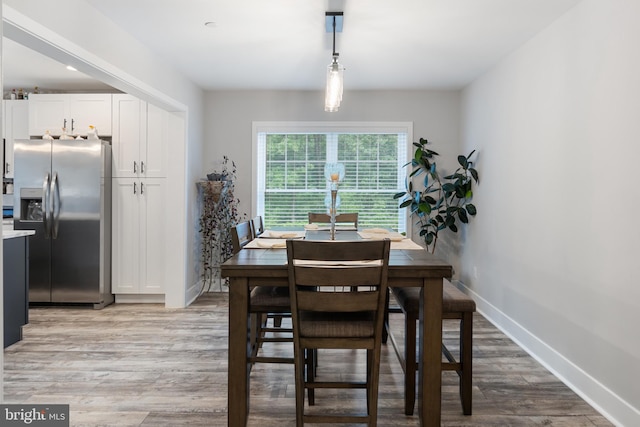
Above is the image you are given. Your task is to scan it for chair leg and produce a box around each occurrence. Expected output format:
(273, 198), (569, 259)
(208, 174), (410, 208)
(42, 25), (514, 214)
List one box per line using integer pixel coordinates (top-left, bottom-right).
(306, 349), (315, 405)
(460, 312), (473, 415)
(273, 314), (283, 327)
(368, 348), (380, 427)
(404, 313), (417, 416)
(249, 314), (261, 362)
(382, 291), (389, 344)
(295, 347), (305, 427)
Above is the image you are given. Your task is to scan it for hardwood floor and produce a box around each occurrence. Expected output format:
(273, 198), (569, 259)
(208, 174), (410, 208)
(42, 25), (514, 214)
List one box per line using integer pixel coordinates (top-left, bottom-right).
(4, 293), (612, 426)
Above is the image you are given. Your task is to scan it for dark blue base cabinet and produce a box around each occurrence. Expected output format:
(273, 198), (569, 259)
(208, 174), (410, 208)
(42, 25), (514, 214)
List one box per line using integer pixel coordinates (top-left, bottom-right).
(4, 236), (29, 348)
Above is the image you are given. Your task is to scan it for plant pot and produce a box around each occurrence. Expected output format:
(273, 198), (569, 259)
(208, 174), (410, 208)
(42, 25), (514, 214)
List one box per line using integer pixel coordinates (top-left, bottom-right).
(197, 180), (227, 203)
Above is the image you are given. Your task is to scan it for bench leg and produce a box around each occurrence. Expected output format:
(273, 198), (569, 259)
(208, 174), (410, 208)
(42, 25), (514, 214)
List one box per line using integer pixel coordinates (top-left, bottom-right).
(405, 313), (417, 415)
(460, 312), (473, 415)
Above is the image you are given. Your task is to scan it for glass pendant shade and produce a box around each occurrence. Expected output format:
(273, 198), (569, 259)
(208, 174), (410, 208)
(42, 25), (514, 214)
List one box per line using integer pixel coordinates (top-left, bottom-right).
(324, 57), (344, 112)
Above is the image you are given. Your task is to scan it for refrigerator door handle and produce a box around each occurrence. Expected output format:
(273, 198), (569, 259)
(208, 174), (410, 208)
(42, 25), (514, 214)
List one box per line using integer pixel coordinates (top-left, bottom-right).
(51, 172), (61, 239)
(42, 173), (51, 238)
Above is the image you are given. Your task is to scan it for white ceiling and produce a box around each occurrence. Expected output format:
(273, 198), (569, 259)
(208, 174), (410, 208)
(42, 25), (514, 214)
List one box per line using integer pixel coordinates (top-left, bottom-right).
(3, 0), (582, 92)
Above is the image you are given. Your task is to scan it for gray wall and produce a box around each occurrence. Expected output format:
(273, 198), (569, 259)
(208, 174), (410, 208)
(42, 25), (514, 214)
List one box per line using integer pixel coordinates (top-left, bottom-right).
(461, 0), (640, 425)
(203, 89), (462, 252)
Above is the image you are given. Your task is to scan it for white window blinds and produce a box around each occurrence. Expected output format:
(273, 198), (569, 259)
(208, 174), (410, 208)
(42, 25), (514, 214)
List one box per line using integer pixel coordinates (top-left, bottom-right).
(254, 122), (411, 233)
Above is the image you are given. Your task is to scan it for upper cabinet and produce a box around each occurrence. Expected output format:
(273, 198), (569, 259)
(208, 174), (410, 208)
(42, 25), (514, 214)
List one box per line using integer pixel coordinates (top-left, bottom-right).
(3, 100), (30, 179)
(28, 93), (112, 137)
(111, 94), (167, 178)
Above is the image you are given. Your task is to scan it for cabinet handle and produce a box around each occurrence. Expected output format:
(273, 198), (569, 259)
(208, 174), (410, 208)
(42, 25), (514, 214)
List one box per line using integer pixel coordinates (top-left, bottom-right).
(133, 182), (137, 194)
(71, 118), (75, 133)
(63, 118), (67, 130)
(133, 161), (137, 173)
(141, 161), (145, 174)
(141, 182), (145, 195)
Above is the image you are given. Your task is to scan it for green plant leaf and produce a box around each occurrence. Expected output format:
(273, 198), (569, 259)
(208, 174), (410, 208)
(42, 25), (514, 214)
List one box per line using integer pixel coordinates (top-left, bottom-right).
(459, 209), (469, 223)
(424, 195), (437, 205)
(466, 204), (477, 215)
(449, 224), (458, 232)
(470, 168), (479, 183)
(458, 155), (468, 168)
(418, 203), (431, 214)
(399, 199), (412, 208)
(393, 192), (406, 199)
(442, 183), (455, 193)
(426, 233), (435, 245)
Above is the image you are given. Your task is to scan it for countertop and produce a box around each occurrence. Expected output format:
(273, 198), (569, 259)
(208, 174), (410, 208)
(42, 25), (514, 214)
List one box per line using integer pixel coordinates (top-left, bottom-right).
(2, 222), (35, 240)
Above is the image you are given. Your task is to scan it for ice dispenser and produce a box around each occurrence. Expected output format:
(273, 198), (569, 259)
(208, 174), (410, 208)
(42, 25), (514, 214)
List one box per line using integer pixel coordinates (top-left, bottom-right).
(19, 188), (44, 221)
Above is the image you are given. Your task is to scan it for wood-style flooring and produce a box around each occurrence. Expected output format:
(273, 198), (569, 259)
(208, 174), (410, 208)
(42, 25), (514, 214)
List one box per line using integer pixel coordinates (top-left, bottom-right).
(3, 293), (613, 426)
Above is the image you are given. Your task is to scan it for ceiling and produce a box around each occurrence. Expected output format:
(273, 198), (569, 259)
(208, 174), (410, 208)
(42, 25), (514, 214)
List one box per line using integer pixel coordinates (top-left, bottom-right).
(3, 0), (582, 92)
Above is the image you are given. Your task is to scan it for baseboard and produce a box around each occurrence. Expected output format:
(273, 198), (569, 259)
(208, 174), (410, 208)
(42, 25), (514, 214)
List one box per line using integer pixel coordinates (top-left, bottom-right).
(185, 280), (203, 306)
(453, 280), (639, 427)
(114, 294), (165, 304)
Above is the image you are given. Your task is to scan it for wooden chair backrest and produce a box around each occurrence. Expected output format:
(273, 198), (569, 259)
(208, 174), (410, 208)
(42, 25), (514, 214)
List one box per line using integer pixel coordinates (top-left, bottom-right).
(251, 215), (264, 237)
(231, 221), (253, 254)
(308, 212), (358, 228)
(286, 239), (390, 328)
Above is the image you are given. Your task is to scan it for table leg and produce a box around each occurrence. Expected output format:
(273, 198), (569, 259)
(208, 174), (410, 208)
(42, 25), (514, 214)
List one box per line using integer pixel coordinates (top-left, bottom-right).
(228, 277), (250, 426)
(418, 277), (443, 426)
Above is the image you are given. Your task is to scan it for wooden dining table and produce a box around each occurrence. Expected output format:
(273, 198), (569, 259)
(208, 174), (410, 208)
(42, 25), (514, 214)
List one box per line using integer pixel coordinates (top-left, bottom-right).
(221, 230), (453, 426)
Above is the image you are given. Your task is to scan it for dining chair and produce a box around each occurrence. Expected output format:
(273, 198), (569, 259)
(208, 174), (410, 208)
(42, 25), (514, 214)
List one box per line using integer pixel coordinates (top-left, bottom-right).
(387, 280), (476, 415)
(286, 238), (391, 426)
(231, 220), (253, 253)
(251, 215), (264, 237)
(230, 221), (293, 366)
(308, 212), (358, 229)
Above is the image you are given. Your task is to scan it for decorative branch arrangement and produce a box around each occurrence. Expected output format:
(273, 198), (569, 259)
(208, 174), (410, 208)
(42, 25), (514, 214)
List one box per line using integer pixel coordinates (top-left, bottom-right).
(198, 156), (245, 292)
(395, 137), (479, 253)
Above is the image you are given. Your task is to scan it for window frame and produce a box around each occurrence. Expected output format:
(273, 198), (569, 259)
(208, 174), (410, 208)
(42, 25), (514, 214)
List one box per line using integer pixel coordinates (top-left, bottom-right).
(252, 121), (413, 233)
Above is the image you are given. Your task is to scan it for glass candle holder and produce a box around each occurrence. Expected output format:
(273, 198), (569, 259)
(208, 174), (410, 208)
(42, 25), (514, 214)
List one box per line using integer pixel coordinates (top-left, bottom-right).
(323, 163), (345, 239)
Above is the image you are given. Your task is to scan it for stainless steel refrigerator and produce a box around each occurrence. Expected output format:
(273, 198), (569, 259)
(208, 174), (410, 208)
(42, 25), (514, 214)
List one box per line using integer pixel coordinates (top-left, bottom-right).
(13, 138), (113, 308)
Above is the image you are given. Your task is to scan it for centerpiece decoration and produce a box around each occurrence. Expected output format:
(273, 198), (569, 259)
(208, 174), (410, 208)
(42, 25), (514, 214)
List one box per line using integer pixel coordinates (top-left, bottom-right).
(324, 162), (345, 240)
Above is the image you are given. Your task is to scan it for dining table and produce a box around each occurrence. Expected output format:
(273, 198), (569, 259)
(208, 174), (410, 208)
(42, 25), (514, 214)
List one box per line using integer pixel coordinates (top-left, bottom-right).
(221, 228), (453, 426)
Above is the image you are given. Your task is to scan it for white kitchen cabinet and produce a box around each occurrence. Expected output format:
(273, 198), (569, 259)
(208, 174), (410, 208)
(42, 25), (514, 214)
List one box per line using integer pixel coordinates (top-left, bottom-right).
(111, 94), (167, 178)
(111, 177), (166, 294)
(3, 100), (29, 179)
(28, 93), (112, 137)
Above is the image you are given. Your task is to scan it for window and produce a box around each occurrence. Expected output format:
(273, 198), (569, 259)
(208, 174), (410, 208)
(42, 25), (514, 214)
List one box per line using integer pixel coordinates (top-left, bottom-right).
(253, 122), (411, 233)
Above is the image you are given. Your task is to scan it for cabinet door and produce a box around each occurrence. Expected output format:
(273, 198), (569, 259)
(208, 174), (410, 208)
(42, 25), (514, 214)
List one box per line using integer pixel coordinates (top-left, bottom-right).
(144, 103), (168, 178)
(139, 178), (166, 293)
(111, 94), (146, 178)
(68, 94), (112, 136)
(4, 100), (29, 179)
(111, 178), (141, 293)
(28, 94), (68, 136)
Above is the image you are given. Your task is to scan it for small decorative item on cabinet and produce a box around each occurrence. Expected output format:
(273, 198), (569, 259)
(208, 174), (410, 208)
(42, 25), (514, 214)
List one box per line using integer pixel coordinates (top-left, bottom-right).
(87, 125), (99, 140)
(197, 156), (246, 293)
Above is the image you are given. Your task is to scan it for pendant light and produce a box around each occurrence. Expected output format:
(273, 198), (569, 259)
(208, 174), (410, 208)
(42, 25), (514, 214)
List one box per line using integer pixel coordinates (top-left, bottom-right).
(325, 12), (344, 112)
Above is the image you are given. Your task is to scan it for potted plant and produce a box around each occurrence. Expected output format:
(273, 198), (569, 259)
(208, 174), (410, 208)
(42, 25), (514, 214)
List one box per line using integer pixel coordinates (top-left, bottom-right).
(197, 156), (245, 292)
(395, 137), (479, 253)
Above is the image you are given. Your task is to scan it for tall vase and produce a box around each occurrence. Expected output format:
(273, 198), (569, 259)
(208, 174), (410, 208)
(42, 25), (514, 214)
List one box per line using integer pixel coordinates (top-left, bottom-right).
(324, 163), (345, 241)
(330, 185), (338, 240)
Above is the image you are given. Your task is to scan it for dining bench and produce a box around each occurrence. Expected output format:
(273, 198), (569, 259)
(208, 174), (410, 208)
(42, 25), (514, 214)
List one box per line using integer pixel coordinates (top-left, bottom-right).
(387, 279), (476, 416)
